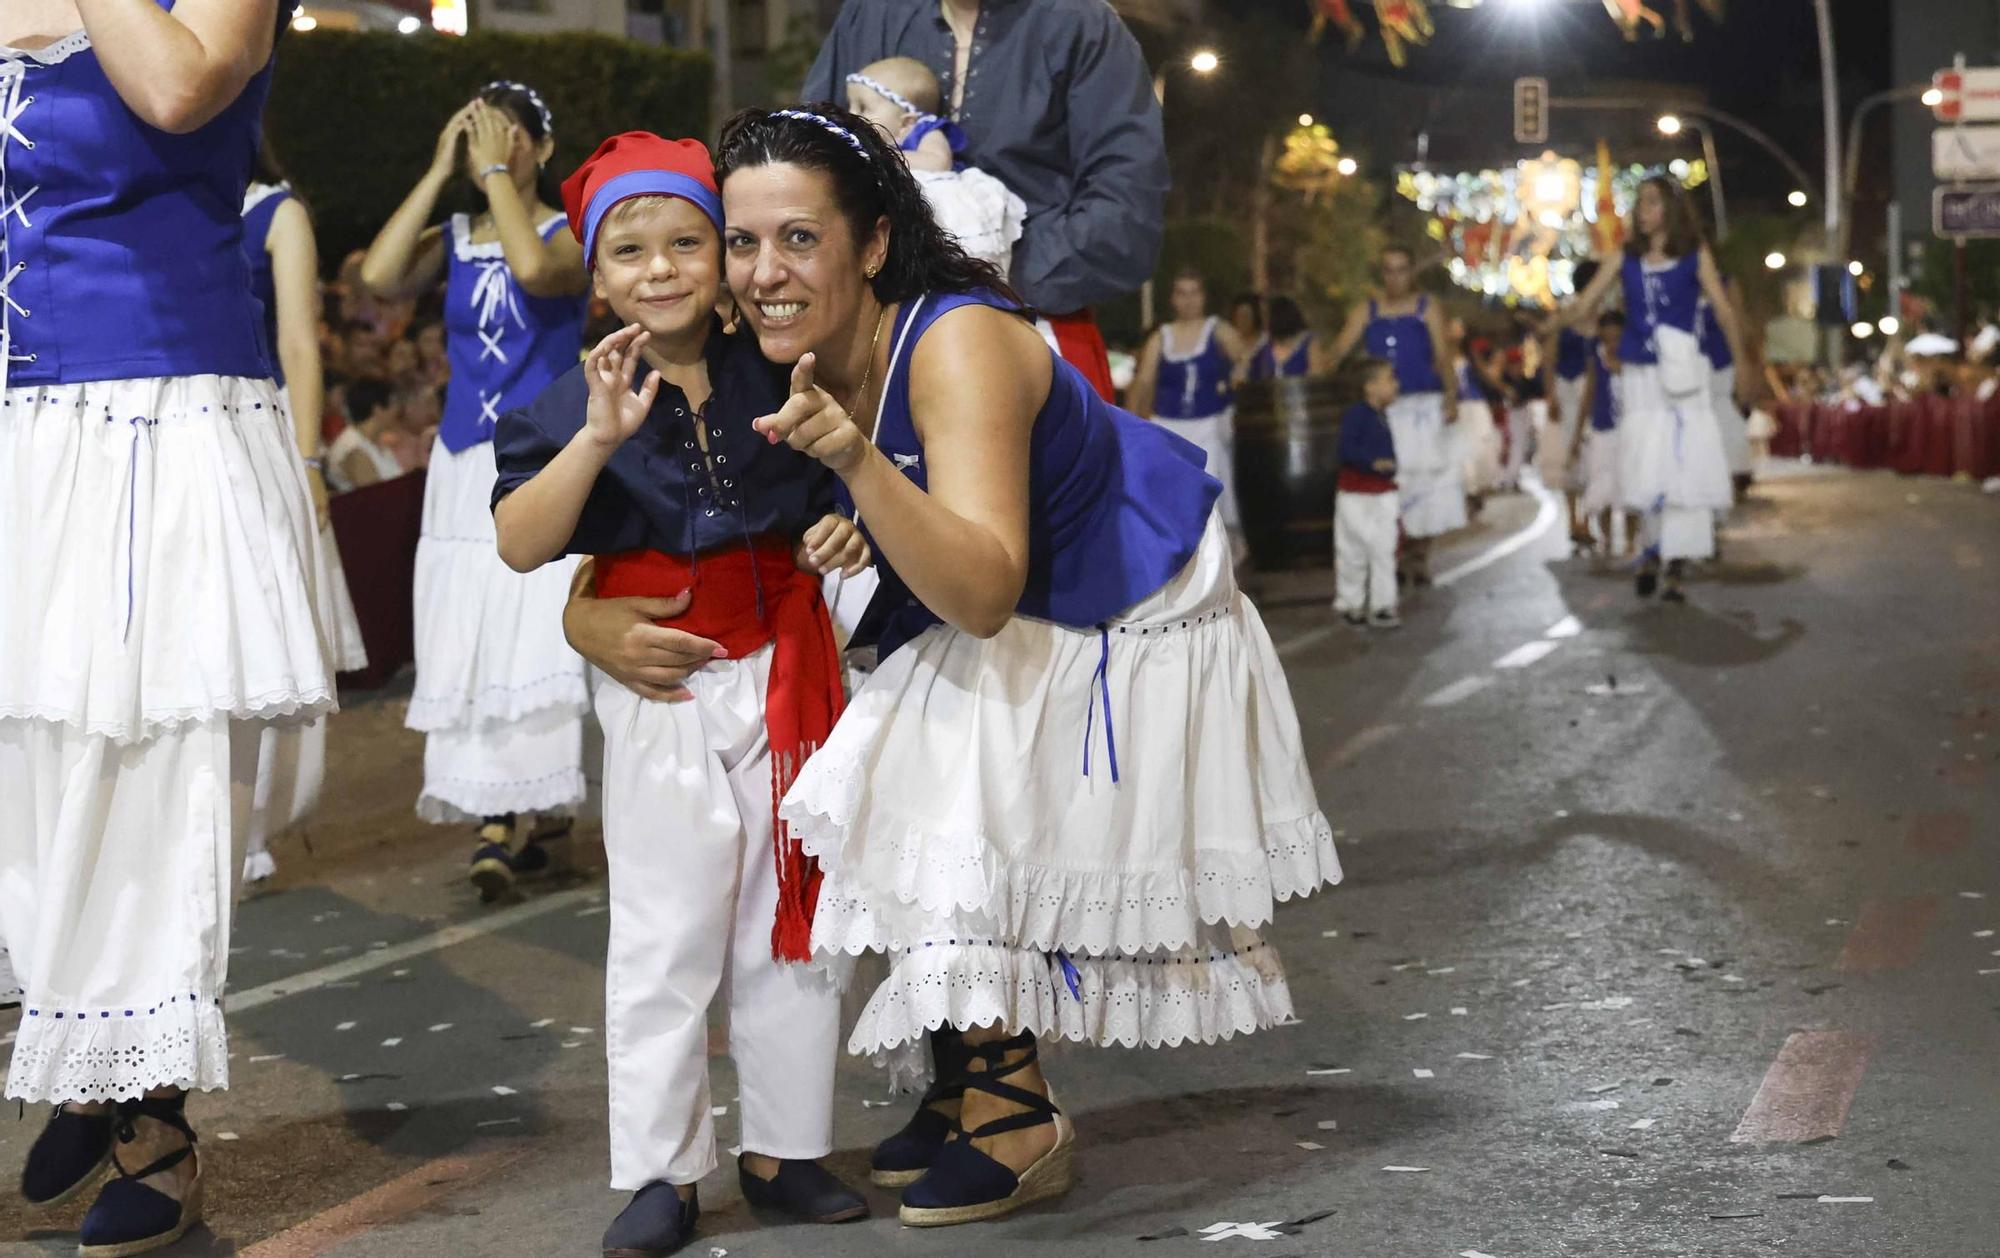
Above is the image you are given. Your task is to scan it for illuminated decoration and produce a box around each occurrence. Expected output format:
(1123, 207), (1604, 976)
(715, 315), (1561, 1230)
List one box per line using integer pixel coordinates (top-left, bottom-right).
(1309, 0), (1435, 67)
(1395, 149), (1706, 306)
(1275, 121), (1352, 201)
(431, 0), (466, 35)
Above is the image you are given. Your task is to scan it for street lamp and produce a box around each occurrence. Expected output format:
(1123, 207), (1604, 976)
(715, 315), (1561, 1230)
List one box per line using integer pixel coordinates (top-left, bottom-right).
(1851, 321), (1874, 339)
(1657, 114), (1683, 136)
(1765, 251), (1788, 270)
(1189, 49), (1220, 75)
(1337, 156), (1358, 176)
(1922, 87), (1945, 108)
(1847, 260), (1863, 277)
(291, 11), (317, 31)
(1878, 316), (1901, 336)
(397, 14), (422, 34)
(1299, 113), (1314, 128)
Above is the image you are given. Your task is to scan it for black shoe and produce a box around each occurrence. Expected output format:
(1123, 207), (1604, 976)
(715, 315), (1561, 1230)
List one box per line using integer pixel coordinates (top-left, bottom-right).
(78, 1095), (202, 1258)
(1634, 567), (1659, 598)
(21, 1104), (115, 1207)
(510, 819), (571, 878)
(871, 1030), (970, 1188)
(1660, 584), (1687, 604)
(898, 1033), (1075, 1227)
(470, 816), (515, 903)
(603, 1182), (699, 1258)
(738, 1157), (868, 1223)
(1340, 611), (1367, 628)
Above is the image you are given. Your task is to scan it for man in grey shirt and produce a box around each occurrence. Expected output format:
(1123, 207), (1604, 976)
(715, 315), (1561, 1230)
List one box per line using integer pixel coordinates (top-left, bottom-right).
(803, 0), (1167, 398)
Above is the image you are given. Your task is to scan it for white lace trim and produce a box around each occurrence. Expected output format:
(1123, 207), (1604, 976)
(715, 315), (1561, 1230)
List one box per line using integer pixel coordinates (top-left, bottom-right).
(847, 938), (1296, 1091)
(449, 211), (569, 261)
(799, 805), (1339, 957)
(242, 180), (291, 215)
(0, 688), (338, 746)
(0, 29), (91, 67)
(5, 993), (228, 1104)
(405, 672), (590, 732)
(416, 768), (586, 825)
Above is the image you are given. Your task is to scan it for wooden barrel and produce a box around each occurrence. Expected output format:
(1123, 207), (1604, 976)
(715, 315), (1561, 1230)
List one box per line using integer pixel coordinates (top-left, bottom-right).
(1233, 376), (1344, 571)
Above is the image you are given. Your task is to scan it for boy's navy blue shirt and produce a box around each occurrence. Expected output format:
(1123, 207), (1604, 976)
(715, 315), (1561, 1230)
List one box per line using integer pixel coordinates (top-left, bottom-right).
(491, 323), (836, 556)
(1337, 401), (1397, 485)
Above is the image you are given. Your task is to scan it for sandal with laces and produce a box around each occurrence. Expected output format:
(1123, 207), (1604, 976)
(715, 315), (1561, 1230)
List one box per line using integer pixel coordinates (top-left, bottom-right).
(871, 1030), (970, 1188)
(898, 1032), (1074, 1227)
(78, 1095), (203, 1257)
(470, 814), (516, 902)
(20, 1102), (115, 1207)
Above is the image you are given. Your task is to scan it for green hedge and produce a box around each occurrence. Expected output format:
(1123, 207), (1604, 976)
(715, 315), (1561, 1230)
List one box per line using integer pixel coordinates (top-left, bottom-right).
(268, 31), (711, 271)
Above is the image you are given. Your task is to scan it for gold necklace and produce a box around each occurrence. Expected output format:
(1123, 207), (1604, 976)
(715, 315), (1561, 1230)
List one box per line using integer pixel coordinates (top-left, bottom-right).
(846, 304), (889, 434)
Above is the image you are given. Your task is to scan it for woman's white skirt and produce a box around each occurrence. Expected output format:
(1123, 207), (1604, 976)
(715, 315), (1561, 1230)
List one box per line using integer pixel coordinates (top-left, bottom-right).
(1578, 428), (1623, 516)
(1539, 375), (1588, 492)
(1457, 398), (1504, 496)
(1386, 392), (1467, 538)
(0, 373), (333, 1101)
(1619, 364), (1733, 560)
(407, 436), (586, 822)
(782, 512), (1337, 1084)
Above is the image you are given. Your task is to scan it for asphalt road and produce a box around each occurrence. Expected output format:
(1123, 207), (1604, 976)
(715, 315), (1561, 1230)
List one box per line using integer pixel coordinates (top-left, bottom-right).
(4, 464), (1997, 1258)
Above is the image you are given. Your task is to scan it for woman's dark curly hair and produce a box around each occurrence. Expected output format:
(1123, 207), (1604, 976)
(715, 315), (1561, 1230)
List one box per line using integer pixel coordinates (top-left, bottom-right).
(715, 103), (1023, 311)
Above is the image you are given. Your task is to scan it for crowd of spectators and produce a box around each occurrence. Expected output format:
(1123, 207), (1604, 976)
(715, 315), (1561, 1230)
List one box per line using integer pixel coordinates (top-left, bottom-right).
(314, 249), (449, 492)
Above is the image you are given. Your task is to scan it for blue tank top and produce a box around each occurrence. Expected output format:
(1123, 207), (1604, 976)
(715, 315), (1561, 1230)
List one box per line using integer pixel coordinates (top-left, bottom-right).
(1152, 317), (1235, 419)
(1695, 297), (1733, 369)
(1590, 347), (1618, 432)
(438, 212), (587, 453)
(1555, 327), (1594, 381)
(856, 291), (1221, 658)
(1, 5), (275, 389)
(1250, 333), (1312, 380)
(1363, 296), (1443, 394)
(1619, 253), (1701, 367)
(241, 183), (292, 387)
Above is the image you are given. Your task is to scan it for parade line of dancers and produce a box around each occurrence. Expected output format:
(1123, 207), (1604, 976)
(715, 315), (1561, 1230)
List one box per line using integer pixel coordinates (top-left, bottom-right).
(1, 3), (1755, 1257)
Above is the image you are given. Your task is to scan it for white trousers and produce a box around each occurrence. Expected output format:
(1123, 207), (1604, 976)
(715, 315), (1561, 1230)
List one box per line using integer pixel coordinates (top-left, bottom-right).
(0, 716), (260, 1102)
(595, 647), (839, 1190)
(1334, 491), (1399, 616)
(1155, 411), (1238, 530)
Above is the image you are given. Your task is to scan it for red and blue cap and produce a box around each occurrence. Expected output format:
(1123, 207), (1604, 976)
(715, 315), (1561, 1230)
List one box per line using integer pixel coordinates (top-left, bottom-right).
(561, 131), (723, 268)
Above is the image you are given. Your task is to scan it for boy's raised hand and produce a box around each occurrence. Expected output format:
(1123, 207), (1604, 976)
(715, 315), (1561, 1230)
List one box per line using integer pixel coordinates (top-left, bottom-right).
(752, 354), (871, 474)
(796, 512), (872, 577)
(584, 323), (662, 451)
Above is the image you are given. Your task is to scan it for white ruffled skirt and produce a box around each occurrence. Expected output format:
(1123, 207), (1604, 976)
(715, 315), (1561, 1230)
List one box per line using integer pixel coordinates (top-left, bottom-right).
(782, 513), (1337, 1083)
(1540, 376), (1588, 492)
(914, 167), (1025, 282)
(1386, 392), (1467, 538)
(407, 436), (587, 822)
(1619, 365), (1733, 560)
(0, 374), (334, 1100)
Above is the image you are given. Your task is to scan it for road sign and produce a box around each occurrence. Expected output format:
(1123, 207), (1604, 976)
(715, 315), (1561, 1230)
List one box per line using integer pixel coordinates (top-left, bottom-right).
(1514, 77), (1548, 145)
(1933, 68), (2000, 122)
(1932, 126), (2000, 180)
(1934, 183), (2000, 239)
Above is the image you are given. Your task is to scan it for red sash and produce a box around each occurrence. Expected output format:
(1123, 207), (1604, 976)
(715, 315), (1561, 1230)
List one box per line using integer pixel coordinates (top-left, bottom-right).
(1044, 308), (1115, 403)
(595, 537), (843, 963)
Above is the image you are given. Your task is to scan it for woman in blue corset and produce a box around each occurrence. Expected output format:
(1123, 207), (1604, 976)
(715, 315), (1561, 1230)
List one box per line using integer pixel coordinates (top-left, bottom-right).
(361, 81), (591, 896)
(1, 3), (332, 1251)
(718, 104), (1336, 1228)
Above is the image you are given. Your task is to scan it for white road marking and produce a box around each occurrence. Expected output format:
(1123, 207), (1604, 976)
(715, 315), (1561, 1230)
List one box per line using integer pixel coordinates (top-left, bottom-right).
(1422, 676), (1495, 708)
(1494, 640), (1561, 670)
(1544, 615), (1583, 639)
(224, 888), (600, 1017)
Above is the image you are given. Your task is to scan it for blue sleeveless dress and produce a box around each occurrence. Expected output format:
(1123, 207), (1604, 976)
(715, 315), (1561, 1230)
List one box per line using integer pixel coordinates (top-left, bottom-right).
(0, 10), (332, 1103)
(1250, 333), (1312, 380)
(241, 182), (293, 387)
(406, 211), (589, 824)
(782, 291), (1336, 1080)
(1697, 293), (1751, 476)
(1149, 315), (1239, 528)
(1363, 296), (1465, 537)
(1616, 254), (1733, 557)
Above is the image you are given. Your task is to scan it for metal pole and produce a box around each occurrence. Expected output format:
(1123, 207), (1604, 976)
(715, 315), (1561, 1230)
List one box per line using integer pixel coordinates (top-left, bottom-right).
(1885, 199), (1903, 327)
(1840, 87), (1926, 264)
(1552, 97), (1817, 199)
(1814, 0), (1840, 368)
(1697, 124), (1728, 240)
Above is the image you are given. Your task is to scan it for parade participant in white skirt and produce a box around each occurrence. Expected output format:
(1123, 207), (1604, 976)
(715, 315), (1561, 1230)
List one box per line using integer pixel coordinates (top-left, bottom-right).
(1571, 312), (1640, 555)
(1, 3), (334, 1251)
(1566, 175), (1750, 602)
(1327, 244), (1464, 585)
(1130, 270), (1252, 537)
(360, 82), (591, 898)
(240, 153), (369, 888)
(1698, 275), (1754, 498)
(1456, 340), (1506, 502)
(715, 105), (1335, 1227)
(1541, 259), (1600, 548)
(493, 133), (874, 1256)
(844, 59), (1025, 281)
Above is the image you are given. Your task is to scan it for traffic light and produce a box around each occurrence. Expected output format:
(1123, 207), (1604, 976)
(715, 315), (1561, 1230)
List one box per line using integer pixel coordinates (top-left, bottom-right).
(1514, 77), (1549, 145)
